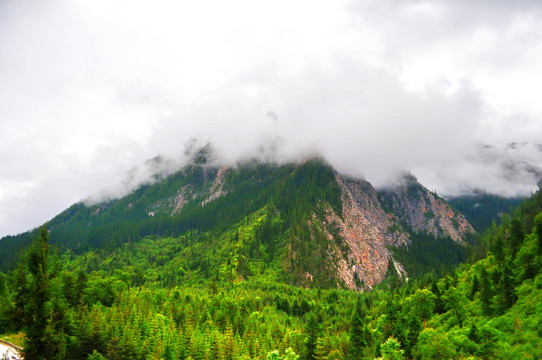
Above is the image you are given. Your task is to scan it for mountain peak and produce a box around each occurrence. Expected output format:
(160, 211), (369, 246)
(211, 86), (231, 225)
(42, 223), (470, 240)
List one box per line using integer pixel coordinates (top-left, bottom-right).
(0, 159), (475, 290)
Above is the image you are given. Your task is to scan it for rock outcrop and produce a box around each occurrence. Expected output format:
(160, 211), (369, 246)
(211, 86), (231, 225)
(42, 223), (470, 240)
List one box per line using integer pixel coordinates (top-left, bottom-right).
(380, 174), (475, 243)
(320, 175), (408, 290)
(171, 185), (194, 215)
(311, 172), (475, 291)
(202, 165), (229, 206)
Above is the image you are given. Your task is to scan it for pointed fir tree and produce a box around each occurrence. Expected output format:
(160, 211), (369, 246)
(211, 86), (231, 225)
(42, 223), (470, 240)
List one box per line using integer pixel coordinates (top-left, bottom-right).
(498, 258), (517, 312)
(23, 227), (54, 360)
(430, 282), (445, 315)
(491, 236), (505, 264)
(379, 337), (404, 360)
(392, 320), (407, 355)
(304, 313), (321, 360)
(469, 273), (479, 300)
(479, 267), (493, 316)
(509, 218), (524, 257)
(405, 315), (422, 359)
(535, 213), (542, 255)
(348, 297), (368, 360)
(468, 323), (479, 343)
(11, 262), (28, 330)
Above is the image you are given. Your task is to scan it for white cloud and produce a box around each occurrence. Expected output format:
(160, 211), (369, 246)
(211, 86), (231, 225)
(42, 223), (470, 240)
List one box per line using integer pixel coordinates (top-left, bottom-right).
(1, 0), (542, 236)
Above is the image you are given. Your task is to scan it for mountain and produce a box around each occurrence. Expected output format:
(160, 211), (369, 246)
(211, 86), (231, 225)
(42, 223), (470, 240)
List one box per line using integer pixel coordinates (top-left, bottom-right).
(448, 193), (524, 232)
(3, 154), (542, 360)
(0, 154), (474, 290)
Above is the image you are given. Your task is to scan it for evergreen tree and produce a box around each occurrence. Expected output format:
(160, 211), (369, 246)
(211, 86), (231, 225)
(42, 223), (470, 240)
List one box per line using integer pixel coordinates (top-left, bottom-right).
(491, 236), (505, 263)
(348, 298), (368, 360)
(405, 316), (422, 359)
(479, 267), (493, 316)
(468, 323), (479, 343)
(379, 337), (404, 360)
(442, 287), (466, 328)
(469, 273), (479, 300)
(391, 319), (407, 356)
(498, 258), (517, 312)
(535, 213), (542, 255)
(304, 313), (321, 360)
(11, 262), (28, 330)
(509, 218), (524, 257)
(23, 227), (55, 360)
(75, 269), (88, 304)
(430, 282), (444, 315)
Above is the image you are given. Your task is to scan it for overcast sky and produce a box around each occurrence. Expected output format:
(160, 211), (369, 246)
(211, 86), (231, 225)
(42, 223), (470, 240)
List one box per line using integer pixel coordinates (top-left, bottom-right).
(1, 0), (542, 237)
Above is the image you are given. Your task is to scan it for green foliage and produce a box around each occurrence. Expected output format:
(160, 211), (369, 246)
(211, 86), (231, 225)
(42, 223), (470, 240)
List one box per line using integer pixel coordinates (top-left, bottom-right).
(415, 328), (456, 359)
(377, 337), (404, 360)
(268, 347), (300, 360)
(1, 165), (542, 359)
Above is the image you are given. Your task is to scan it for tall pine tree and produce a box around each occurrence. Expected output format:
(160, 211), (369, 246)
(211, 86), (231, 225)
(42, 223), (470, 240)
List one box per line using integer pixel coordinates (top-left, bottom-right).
(24, 227), (53, 359)
(348, 297), (370, 360)
(304, 313), (321, 360)
(479, 267), (493, 316)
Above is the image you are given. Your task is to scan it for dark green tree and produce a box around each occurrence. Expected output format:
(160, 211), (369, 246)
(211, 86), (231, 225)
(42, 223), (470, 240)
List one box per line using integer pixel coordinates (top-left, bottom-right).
(469, 273), (479, 300)
(23, 227), (55, 360)
(509, 218), (524, 257)
(468, 323), (479, 343)
(75, 269), (88, 304)
(304, 313), (321, 360)
(348, 298), (370, 359)
(442, 286), (466, 328)
(405, 315), (422, 359)
(479, 267), (493, 316)
(498, 259), (517, 312)
(12, 263), (28, 330)
(392, 321), (407, 358)
(430, 282), (444, 315)
(535, 213), (542, 255)
(491, 236), (505, 264)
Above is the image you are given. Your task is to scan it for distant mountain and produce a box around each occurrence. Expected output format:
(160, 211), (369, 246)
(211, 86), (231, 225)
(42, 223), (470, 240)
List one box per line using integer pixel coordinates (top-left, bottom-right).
(448, 193), (524, 232)
(0, 153), (475, 290)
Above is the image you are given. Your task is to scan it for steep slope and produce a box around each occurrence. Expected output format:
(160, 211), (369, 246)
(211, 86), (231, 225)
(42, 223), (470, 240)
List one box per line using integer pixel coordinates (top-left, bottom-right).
(380, 174), (475, 243)
(313, 175), (409, 290)
(0, 157), (476, 289)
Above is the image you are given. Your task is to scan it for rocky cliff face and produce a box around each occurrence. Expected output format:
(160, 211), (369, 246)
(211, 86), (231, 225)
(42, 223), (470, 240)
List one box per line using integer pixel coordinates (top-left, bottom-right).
(308, 172), (475, 291)
(380, 174), (475, 243)
(318, 175), (408, 290)
(201, 165), (229, 206)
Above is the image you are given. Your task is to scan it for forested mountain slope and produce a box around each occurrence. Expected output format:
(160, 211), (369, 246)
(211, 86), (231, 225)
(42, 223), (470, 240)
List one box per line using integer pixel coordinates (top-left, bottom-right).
(0, 172), (541, 359)
(0, 156), (474, 289)
(448, 193), (524, 232)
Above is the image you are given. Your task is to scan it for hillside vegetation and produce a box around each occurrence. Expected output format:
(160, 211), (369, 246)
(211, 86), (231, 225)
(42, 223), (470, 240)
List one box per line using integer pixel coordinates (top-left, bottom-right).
(0, 159), (540, 359)
(0, 158), (473, 289)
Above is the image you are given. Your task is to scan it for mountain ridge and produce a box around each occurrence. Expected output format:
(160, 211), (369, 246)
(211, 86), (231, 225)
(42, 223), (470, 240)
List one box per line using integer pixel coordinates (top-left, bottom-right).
(0, 157), (475, 290)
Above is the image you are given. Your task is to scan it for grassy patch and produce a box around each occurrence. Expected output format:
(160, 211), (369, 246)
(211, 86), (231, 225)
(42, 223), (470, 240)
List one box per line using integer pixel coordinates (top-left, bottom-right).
(0, 332), (25, 347)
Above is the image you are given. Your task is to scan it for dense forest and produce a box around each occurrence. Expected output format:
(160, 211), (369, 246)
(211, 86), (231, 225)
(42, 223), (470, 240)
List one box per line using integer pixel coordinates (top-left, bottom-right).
(448, 194), (524, 233)
(0, 162), (541, 359)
